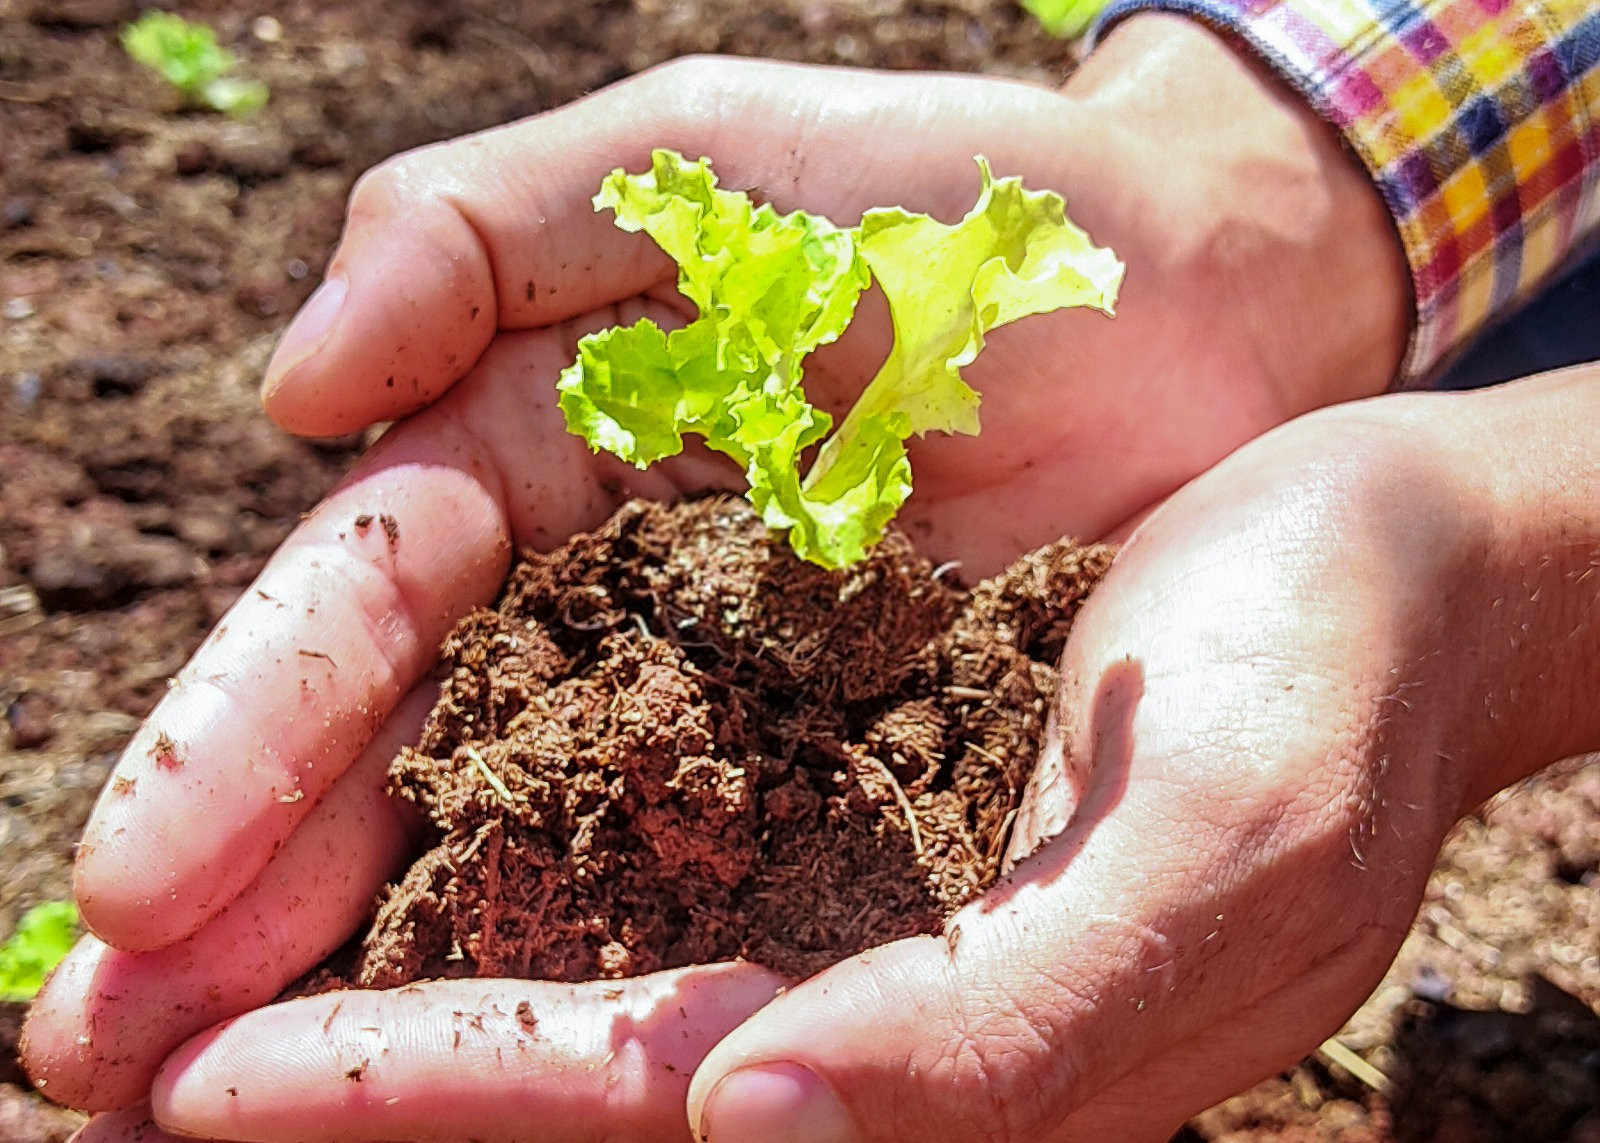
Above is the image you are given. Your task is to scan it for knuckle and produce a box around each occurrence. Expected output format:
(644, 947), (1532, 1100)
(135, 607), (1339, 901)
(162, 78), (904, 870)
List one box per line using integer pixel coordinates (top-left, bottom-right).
(344, 147), (466, 247)
(347, 151), (416, 219)
(636, 53), (735, 106)
(297, 540), (421, 693)
(629, 55), (764, 149)
(1273, 402), (1458, 528)
(909, 977), (1090, 1143)
(643, 52), (720, 87)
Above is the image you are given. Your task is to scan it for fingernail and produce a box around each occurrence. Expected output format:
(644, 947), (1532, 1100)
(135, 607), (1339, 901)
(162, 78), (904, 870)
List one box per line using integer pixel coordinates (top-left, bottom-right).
(701, 1063), (855, 1143)
(263, 276), (346, 396)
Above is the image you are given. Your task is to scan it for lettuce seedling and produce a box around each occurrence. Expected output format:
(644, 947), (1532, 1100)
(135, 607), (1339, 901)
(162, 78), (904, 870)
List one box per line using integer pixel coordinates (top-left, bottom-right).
(1020, 0), (1112, 38)
(558, 150), (1122, 569)
(0, 900), (78, 1002)
(121, 11), (269, 117)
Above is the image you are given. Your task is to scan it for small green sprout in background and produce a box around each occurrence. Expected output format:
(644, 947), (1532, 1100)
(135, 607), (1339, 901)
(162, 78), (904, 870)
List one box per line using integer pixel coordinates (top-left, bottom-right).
(121, 10), (269, 117)
(1021, 0), (1111, 38)
(0, 900), (79, 1002)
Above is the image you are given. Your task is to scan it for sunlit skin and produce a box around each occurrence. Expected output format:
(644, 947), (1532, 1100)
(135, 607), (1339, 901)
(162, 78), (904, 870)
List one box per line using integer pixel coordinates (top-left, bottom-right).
(67, 15), (1413, 955)
(22, 16), (1600, 1143)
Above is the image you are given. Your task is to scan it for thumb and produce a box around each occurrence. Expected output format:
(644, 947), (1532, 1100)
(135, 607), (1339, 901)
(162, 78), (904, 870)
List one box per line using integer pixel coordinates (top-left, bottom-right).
(681, 618), (1430, 1143)
(681, 890), (1157, 1143)
(681, 677), (1183, 1143)
(680, 654), (1163, 1143)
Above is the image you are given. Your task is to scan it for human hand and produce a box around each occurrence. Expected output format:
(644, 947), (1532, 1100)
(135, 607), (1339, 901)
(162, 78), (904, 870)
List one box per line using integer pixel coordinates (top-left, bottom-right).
(110, 373), (1596, 1143)
(38, 363), (1599, 1143)
(669, 367), (1599, 1142)
(71, 11), (1411, 952)
(27, 18), (1421, 1139)
(253, 13), (1409, 569)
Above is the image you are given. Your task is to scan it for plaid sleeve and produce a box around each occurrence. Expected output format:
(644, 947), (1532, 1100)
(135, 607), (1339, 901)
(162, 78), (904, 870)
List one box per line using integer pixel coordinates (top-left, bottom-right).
(1092, 0), (1600, 385)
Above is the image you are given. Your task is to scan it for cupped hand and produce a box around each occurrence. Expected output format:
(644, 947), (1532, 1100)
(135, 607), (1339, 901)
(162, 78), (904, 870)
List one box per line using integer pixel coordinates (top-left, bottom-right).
(71, 14), (1408, 959)
(29, 16), (1424, 1141)
(38, 366), (1597, 1143)
(25, 684), (787, 1138)
(667, 369), (1600, 1142)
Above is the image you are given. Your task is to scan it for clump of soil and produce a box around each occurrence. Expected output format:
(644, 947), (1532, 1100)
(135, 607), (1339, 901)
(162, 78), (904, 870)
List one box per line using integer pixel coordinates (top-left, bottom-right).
(347, 496), (1113, 985)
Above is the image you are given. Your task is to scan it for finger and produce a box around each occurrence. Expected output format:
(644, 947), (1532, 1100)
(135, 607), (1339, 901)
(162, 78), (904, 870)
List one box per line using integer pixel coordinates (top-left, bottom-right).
(76, 320), (661, 952)
(71, 1107), (197, 1143)
(151, 965), (785, 1143)
(259, 57), (1075, 436)
(72, 397), (506, 950)
(25, 688), (430, 1113)
(683, 722), (1414, 1143)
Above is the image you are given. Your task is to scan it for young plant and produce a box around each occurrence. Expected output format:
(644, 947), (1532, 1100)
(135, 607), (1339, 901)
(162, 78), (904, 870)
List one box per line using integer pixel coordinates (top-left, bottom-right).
(558, 150), (1123, 569)
(0, 900), (78, 1002)
(121, 11), (269, 117)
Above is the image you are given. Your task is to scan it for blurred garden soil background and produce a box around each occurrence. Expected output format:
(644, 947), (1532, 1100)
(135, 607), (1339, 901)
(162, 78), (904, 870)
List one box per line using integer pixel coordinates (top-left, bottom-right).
(0, 1), (1595, 1139)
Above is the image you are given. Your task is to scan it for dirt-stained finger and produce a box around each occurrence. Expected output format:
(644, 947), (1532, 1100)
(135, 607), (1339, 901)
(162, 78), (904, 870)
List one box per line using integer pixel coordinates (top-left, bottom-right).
(71, 410), (509, 952)
(73, 308), (733, 956)
(151, 964), (787, 1143)
(25, 688), (430, 1112)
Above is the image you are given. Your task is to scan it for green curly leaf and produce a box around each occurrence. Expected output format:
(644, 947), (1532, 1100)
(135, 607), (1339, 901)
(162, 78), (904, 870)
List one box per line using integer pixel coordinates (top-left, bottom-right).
(557, 149), (1123, 569)
(557, 148), (862, 496)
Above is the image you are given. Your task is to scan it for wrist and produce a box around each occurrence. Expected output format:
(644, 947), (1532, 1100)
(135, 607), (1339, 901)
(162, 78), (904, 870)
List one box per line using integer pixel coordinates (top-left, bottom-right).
(1341, 371), (1600, 819)
(1423, 370), (1600, 813)
(1063, 13), (1411, 410)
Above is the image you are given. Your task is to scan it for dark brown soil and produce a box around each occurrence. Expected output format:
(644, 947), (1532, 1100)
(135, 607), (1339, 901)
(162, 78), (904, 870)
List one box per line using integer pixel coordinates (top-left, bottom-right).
(343, 496), (1111, 985)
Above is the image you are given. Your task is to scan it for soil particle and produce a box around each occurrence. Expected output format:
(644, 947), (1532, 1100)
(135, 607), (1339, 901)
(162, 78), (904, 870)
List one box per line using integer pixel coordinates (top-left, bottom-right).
(0, 1083), (82, 1142)
(2, 199), (35, 230)
(0, 1004), (26, 1087)
(26, 0), (137, 30)
(345, 496), (1112, 986)
(5, 692), (54, 749)
(27, 522), (198, 611)
(67, 353), (161, 398)
(149, 730), (181, 770)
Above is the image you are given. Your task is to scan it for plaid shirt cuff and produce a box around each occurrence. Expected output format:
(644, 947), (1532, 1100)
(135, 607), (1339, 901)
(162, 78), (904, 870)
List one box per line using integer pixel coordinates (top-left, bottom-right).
(1092, 0), (1600, 386)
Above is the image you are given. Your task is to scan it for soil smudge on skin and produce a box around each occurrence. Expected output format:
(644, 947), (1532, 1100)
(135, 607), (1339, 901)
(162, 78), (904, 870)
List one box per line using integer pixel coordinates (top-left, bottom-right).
(345, 496), (1113, 985)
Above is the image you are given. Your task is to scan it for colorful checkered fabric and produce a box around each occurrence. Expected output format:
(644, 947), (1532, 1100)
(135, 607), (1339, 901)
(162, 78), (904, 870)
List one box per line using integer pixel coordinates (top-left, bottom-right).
(1094, 0), (1600, 385)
